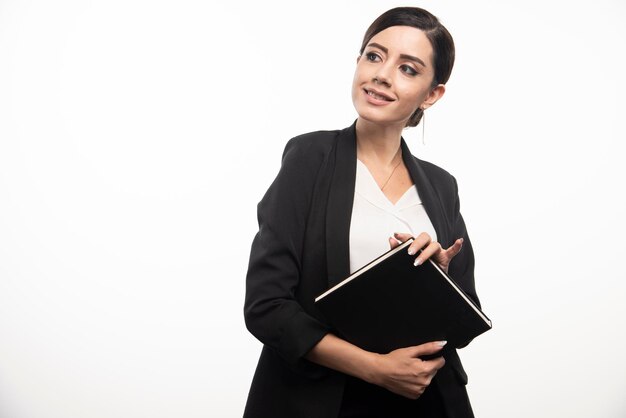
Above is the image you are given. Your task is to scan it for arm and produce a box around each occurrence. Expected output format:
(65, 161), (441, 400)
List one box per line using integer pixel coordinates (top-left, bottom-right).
(446, 176), (479, 306)
(393, 176), (478, 306)
(306, 334), (446, 399)
(392, 175), (480, 351)
(244, 137), (331, 375)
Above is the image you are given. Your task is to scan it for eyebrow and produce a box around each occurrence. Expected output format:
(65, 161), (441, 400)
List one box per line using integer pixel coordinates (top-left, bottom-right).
(367, 42), (427, 68)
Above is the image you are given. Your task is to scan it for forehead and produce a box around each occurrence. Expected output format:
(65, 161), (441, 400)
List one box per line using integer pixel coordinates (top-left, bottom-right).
(368, 26), (433, 62)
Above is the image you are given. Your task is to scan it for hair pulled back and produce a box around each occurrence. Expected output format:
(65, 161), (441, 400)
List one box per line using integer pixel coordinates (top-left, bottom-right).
(359, 7), (455, 127)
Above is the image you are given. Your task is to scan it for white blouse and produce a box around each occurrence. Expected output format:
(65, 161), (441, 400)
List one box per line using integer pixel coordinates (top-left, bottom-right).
(349, 159), (437, 274)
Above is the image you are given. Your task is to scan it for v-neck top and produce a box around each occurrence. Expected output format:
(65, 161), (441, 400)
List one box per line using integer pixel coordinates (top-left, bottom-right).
(349, 159), (437, 273)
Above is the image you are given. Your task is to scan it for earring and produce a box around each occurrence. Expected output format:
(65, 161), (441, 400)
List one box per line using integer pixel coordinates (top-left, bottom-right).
(419, 107), (426, 145)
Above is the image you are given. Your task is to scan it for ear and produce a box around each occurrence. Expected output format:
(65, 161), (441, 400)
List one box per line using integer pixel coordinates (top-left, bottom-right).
(421, 84), (446, 110)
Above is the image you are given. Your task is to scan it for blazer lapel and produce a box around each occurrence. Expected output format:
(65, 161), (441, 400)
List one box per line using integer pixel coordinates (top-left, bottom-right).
(324, 127), (451, 289)
(401, 139), (451, 247)
(325, 122), (357, 288)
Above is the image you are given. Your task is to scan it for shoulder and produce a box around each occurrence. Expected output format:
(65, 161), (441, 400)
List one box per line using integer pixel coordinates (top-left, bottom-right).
(263, 127), (344, 194)
(282, 129), (342, 161)
(412, 155), (459, 194)
(255, 128), (345, 226)
(278, 128), (345, 176)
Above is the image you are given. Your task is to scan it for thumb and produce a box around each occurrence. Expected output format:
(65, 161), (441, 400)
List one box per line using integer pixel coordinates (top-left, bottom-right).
(411, 341), (448, 357)
(445, 238), (464, 258)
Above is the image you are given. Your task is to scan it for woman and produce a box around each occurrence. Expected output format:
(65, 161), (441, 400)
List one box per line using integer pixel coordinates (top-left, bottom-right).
(244, 6), (480, 418)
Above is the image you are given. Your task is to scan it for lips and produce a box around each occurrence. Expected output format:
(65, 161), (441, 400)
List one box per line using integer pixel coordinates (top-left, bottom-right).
(364, 88), (394, 102)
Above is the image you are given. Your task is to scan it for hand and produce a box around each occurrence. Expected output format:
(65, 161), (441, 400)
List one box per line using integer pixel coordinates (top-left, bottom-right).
(367, 341), (446, 399)
(389, 232), (463, 274)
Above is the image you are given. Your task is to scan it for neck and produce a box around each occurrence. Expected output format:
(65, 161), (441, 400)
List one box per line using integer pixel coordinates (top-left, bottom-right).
(355, 117), (404, 166)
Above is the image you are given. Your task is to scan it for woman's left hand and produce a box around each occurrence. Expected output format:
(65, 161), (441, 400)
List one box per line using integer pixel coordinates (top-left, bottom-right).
(389, 232), (463, 274)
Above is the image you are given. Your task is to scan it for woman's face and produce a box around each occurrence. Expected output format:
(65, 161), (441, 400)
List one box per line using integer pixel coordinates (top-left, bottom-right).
(352, 25), (444, 127)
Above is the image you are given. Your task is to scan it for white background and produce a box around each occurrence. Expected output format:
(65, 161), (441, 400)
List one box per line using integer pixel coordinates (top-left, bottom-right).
(1, 0), (625, 417)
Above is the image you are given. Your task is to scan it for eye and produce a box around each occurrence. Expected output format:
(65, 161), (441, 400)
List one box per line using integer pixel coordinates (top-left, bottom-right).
(400, 64), (418, 76)
(365, 52), (381, 62)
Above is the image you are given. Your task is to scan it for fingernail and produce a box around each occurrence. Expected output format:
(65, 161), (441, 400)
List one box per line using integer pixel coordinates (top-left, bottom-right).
(408, 248), (415, 255)
(437, 341), (447, 347)
(413, 258), (421, 266)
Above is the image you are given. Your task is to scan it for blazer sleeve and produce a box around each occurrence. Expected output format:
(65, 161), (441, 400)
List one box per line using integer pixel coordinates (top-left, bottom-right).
(244, 137), (331, 374)
(445, 177), (481, 352)
(446, 176), (480, 309)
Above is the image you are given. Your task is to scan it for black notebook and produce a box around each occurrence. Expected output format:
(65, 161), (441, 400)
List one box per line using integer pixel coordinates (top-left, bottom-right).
(315, 238), (492, 354)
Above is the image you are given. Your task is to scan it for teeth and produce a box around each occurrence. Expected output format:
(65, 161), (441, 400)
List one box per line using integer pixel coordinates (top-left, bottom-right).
(367, 90), (390, 101)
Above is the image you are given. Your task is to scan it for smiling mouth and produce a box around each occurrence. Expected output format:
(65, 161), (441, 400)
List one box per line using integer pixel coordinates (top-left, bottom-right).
(364, 88), (393, 102)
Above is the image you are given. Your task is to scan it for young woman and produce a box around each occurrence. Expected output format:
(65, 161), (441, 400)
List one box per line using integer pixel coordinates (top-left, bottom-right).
(244, 7), (480, 418)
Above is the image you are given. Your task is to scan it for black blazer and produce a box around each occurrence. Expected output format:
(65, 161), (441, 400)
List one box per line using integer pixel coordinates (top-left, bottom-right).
(243, 122), (479, 418)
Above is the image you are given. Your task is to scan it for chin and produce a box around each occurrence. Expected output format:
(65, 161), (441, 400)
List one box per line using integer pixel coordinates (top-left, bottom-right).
(353, 101), (408, 127)
(356, 110), (405, 128)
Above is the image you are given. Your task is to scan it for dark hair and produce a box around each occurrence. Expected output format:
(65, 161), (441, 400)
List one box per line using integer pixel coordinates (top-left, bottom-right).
(359, 7), (455, 127)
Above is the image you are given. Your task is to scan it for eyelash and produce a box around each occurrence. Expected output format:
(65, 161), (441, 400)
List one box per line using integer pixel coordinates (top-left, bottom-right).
(365, 52), (381, 62)
(364, 52), (419, 77)
(401, 65), (418, 76)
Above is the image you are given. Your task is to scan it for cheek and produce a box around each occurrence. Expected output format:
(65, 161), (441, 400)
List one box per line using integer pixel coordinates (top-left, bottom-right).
(352, 67), (362, 86)
(351, 65), (369, 96)
(398, 87), (423, 108)
(399, 81), (430, 103)
(351, 77), (367, 108)
(351, 72), (361, 100)
(353, 64), (368, 83)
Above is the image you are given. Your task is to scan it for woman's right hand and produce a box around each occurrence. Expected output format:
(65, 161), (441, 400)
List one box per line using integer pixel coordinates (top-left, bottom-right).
(367, 341), (446, 399)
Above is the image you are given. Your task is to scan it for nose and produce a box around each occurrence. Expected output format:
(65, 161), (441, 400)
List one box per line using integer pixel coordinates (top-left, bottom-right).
(373, 63), (392, 87)
(373, 75), (390, 87)
(372, 58), (394, 86)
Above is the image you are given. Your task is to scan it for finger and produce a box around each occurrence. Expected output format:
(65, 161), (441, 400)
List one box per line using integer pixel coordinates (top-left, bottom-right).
(392, 344), (423, 358)
(409, 341), (447, 357)
(406, 232), (432, 256)
(404, 386), (425, 400)
(424, 355), (446, 371)
(431, 238), (464, 270)
(445, 238), (464, 258)
(393, 232), (413, 244)
(389, 236), (400, 249)
(413, 241), (441, 266)
(392, 344), (435, 359)
(400, 388), (422, 400)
